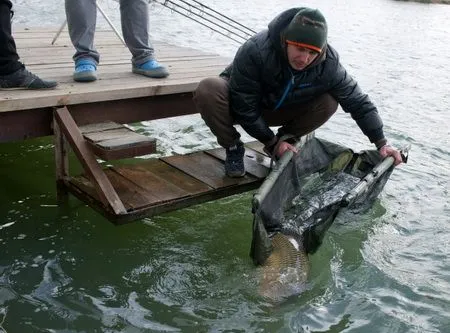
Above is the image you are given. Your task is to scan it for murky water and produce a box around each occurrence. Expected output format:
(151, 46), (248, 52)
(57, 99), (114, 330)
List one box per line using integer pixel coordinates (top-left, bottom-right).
(1, 0), (450, 332)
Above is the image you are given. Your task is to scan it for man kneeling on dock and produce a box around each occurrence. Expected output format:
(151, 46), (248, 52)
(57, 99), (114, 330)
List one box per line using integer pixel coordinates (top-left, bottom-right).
(193, 7), (403, 178)
(0, 0), (57, 89)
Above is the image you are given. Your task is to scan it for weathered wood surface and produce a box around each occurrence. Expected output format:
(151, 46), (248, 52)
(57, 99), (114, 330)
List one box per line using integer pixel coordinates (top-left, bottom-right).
(0, 28), (231, 113)
(54, 106), (127, 214)
(67, 143), (270, 224)
(80, 121), (157, 160)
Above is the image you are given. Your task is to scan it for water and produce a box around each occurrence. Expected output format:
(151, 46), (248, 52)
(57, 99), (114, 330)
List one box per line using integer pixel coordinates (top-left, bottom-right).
(1, 0), (450, 332)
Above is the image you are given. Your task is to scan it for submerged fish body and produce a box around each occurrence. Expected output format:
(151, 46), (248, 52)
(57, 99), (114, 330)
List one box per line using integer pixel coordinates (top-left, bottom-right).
(258, 232), (309, 302)
(252, 141), (400, 303)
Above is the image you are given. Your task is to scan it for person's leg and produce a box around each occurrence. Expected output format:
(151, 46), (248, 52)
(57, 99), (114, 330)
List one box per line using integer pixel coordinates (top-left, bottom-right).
(194, 77), (241, 148)
(194, 77), (245, 177)
(0, 0), (57, 89)
(65, 0), (98, 81)
(0, 0), (22, 75)
(120, 0), (168, 78)
(263, 93), (338, 138)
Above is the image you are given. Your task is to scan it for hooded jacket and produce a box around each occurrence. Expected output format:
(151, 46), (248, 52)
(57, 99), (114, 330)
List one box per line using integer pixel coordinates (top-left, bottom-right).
(221, 8), (385, 146)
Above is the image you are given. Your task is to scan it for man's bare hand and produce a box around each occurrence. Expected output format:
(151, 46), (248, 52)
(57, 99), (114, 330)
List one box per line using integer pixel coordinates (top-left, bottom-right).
(379, 145), (403, 166)
(274, 141), (298, 158)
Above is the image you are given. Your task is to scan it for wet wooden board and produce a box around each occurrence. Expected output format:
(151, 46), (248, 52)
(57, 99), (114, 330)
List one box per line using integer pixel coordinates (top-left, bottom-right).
(71, 160), (212, 210)
(70, 170), (158, 211)
(161, 151), (258, 189)
(134, 159), (212, 194)
(204, 144), (271, 179)
(80, 121), (156, 160)
(67, 147), (269, 223)
(244, 141), (269, 156)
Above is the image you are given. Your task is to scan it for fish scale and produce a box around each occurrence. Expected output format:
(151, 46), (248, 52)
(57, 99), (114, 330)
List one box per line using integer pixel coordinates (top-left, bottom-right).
(259, 232), (310, 302)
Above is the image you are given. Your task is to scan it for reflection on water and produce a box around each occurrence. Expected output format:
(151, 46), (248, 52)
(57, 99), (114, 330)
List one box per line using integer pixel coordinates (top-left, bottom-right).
(1, 0), (450, 332)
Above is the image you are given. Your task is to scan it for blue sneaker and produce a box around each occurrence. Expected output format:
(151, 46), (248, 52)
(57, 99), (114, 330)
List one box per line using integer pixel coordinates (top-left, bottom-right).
(73, 59), (97, 82)
(132, 60), (169, 78)
(225, 143), (245, 178)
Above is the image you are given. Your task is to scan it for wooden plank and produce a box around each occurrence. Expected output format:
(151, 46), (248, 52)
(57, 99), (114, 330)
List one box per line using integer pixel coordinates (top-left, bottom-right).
(112, 166), (190, 202)
(80, 121), (157, 160)
(54, 106), (127, 214)
(14, 66), (224, 87)
(0, 93), (195, 143)
(53, 116), (70, 203)
(70, 159), (213, 210)
(88, 141), (156, 160)
(79, 121), (124, 133)
(134, 159), (212, 194)
(26, 58), (229, 76)
(17, 46), (218, 60)
(82, 127), (150, 146)
(70, 173), (153, 210)
(245, 141), (269, 156)
(0, 27), (230, 113)
(161, 151), (258, 189)
(0, 80), (198, 113)
(205, 145), (271, 179)
(91, 133), (154, 150)
(105, 169), (163, 209)
(0, 71), (225, 113)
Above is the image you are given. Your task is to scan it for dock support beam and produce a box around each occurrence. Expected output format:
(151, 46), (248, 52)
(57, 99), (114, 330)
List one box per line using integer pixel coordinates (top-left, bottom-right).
(53, 106), (127, 215)
(54, 114), (70, 204)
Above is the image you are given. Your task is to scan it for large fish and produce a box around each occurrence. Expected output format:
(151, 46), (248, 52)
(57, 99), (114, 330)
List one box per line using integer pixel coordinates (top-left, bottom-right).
(253, 151), (356, 303)
(258, 231), (309, 302)
(252, 140), (405, 303)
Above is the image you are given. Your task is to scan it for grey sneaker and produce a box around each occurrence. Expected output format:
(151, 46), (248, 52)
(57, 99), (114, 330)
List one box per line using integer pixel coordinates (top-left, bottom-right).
(225, 143), (245, 178)
(0, 67), (57, 89)
(132, 60), (169, 78)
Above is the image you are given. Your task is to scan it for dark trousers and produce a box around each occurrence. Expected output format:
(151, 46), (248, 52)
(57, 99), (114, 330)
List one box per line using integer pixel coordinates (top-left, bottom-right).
(193, 77), (338, 148)
(0, 0), (22, 75)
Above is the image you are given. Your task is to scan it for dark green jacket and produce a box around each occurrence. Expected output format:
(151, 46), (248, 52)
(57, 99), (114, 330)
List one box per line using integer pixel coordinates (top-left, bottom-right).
(221, 8), (385, 145)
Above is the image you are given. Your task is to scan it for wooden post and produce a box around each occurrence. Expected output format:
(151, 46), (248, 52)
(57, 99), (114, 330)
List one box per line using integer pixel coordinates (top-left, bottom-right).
(53, 107), (127, 215)
(53, 112), (69, 204)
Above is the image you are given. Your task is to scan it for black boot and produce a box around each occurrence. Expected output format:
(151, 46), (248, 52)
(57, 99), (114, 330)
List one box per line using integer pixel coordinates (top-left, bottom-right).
(225, 142), (245, 178)
(0, 67), (57, 89)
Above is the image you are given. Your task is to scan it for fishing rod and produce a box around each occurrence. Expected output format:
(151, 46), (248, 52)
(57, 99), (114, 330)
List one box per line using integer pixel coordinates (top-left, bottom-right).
(151, 0), (256, 44)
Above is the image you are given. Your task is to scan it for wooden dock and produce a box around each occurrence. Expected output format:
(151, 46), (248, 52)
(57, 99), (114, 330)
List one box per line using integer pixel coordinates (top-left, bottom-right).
(0, 28), (271, 224)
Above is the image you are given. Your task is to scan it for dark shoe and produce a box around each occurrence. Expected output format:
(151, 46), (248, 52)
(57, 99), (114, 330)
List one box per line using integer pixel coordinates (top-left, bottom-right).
(225, 143), (245, 178)
(0, 67), (57, 89)
(132, 59), (169, 78)
(73, 58), (97, 82)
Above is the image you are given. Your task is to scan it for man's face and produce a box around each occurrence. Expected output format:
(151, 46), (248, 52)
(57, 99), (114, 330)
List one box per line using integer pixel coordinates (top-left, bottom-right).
(286, 44), (320, 71)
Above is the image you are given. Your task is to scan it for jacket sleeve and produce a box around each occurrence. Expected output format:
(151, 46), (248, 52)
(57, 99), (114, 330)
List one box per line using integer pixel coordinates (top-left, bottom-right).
(229, 41), (276, 144)
(328, 60), (386, 144)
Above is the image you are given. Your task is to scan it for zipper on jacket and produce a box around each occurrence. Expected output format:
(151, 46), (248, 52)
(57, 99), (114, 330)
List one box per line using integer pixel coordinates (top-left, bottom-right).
(274, 73), (295, 111)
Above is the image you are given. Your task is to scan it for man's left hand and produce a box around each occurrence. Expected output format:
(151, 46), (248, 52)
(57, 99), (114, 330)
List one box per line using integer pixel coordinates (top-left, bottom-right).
(274, 141), (298, 159)
(379, 145), (403, 166)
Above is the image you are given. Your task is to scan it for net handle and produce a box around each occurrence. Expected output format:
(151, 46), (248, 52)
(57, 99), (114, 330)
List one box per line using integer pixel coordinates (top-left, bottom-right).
(252, 133), (314, 212)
